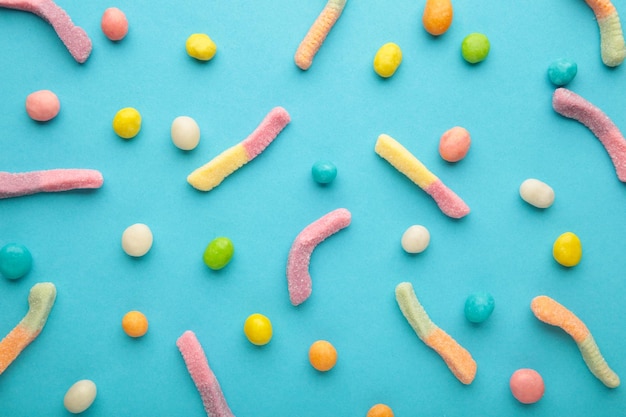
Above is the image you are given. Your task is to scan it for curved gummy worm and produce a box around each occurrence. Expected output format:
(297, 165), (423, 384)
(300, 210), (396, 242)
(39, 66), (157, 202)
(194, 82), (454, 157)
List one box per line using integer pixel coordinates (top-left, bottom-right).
(375, 134), (470, 218)
(294, 0), (347, 70)
(395, 282), (477, 384)
(553, 88), (626, 182)
(531, 295), (620, 388)
(0, 282), (56, 375)
(176, 331), (235, 417)
(0, 0), (92, 63)
(583, 0), (626, 66)
(0, 169), (104, 199)
(187, 107), (291, 192)
(286, 208), (351, 306)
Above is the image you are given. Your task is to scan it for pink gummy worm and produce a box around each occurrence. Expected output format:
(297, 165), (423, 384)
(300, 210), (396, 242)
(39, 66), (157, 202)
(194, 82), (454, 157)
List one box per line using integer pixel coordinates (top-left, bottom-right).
(0, 169), (103, 199)
(553, 87), (626, 182)
(240, 107), (291, 160)
(286, 208), (351, 306)
(0, 0), (92, 63)
(424, 180), (470, 219)
(176, 331), (235, 417)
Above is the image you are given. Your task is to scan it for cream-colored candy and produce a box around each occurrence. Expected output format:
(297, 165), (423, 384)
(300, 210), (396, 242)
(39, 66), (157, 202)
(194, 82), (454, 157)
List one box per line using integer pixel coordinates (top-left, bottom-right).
(171, 116), (200, 150)
(63, 379), (97, 414)
(121, 223), (153, 257)
(519, 179), (555, 208)
(401, 225), (430, 253)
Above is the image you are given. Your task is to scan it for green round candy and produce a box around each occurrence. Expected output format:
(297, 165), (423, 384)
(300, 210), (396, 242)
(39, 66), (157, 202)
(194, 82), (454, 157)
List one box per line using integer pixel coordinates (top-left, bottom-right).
(203, 237), (234, 270)
(0, 243), (33, 280)
(461, 33), (490, 64)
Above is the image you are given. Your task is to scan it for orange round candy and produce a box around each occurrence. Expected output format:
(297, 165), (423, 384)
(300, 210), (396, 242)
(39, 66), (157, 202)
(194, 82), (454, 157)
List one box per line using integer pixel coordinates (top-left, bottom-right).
(308, 340), (337, 371)
(367, 403), (394, 417)
(122, 310), (148, 337)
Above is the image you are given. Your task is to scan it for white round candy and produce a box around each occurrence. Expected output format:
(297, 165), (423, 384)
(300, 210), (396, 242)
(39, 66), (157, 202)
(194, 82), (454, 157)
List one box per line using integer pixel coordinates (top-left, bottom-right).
(63, 379), (97, 414)
(171, 116), (200, 150)
(122, 223), (153, 257)
(401, 225), (430, 254)
(519, 179), (555, 209)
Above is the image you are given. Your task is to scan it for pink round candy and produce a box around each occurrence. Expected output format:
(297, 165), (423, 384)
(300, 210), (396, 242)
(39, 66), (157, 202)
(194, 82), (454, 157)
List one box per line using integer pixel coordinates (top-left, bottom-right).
(439, 126), (471, 162)
(101, 7), (128, 41)
(510, 369), (545, 404)
(25, 90), (60, 122)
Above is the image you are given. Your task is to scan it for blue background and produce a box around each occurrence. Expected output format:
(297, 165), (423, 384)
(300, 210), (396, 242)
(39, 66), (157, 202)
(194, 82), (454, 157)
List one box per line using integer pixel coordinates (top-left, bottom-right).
(1, 0), (626, 415)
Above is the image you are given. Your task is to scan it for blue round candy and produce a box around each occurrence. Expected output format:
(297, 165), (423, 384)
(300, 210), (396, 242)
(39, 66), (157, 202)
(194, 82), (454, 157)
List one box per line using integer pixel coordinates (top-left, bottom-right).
(0, 243), (33, 280)
(547, 58), (577, 86)
(464, 291), (495, 323)
(311, 160), (337, 184)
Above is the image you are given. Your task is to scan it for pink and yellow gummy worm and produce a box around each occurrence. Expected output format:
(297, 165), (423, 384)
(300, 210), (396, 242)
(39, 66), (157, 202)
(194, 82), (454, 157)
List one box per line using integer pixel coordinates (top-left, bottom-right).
(531, 295), (620, 388)
(375, 134), (470, 219)
(187, 107), (290, 192)
(395, 282), (477, 384)
(0, 282), (57, 375)
(294, 0), (347, 70)
(583, 0), (626, 66)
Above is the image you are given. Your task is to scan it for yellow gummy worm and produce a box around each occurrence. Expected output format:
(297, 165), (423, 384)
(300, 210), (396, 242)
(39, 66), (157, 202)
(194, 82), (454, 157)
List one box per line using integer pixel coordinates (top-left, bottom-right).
(531, 295), (620, 388)
(395, 282), (477, 384)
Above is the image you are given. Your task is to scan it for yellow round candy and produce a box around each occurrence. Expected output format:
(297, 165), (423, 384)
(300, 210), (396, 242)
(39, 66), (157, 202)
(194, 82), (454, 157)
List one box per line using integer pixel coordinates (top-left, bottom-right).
(553, 232), (582, 267)
(113, 107), (141, 139)
(374, 43), (403, 78)
(243, 313), (273, 346)
(122, 310), (149, 337)
(186, 33), (217, 61)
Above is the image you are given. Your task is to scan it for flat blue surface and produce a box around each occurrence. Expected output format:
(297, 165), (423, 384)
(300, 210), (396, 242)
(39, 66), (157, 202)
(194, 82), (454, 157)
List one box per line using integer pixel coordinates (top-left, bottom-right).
(1, 1), (626, 415)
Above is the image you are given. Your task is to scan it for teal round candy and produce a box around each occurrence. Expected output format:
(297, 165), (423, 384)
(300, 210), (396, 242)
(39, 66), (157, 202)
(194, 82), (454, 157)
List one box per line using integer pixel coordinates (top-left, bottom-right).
(461, 33), (490, 64)
(547, 58), (577, 86)
(464, 291), (495, 323)
(311, 160), (337, 184)
(203, 237), (234, 270)
(0, 243), (33, 280)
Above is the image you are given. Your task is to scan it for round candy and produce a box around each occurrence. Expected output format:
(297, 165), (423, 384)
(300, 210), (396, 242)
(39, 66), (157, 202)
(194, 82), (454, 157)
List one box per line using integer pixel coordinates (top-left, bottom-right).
(311, 160), (337, 184)
(121, 223), (153, 257)
(243, 313), (273, 346)
(122, 310), (149, 337)
(401, 225), (430, 254)
(548, 58), (577, 86)
(186, 33), (217, 61)
(519, 178), (555, 209)
(461, 33), (490, 64)
(113, 107), (142, 139)
(439, 126), (471, 162)
(25, 90), (60, 122)
(373, 42), (403, 78)
(101, 7), (128, 41)
(552, 232), (582, 267)
(63, 379), (97, 413)
(366, 403), (394, 417)
(0, 243), (33, 280)
(309, 340), (337, 372)
(464, 291), (495, 323)
(510, 368), (545, 404)
(171, 116), (200, 150)
(203, 237), (234, 270)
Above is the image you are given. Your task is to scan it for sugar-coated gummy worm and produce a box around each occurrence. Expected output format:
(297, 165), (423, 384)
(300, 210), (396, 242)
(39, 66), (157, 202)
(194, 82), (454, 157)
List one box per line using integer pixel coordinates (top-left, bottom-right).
(552, 88), (626, 182)
(583, 0), (626, 66)
(286, 208), (351, 306)
(0, 282), (56, 375)
(187, 107), (291, 192)
(395, 282), (477, 384)
(176, 331), (235, 417)
(0, 169), (103, 199)
(531, 295), (620, 388)
(0, 0), (92, 63)
(294, 0), (347, 70)
(375, 134), (470, 218)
